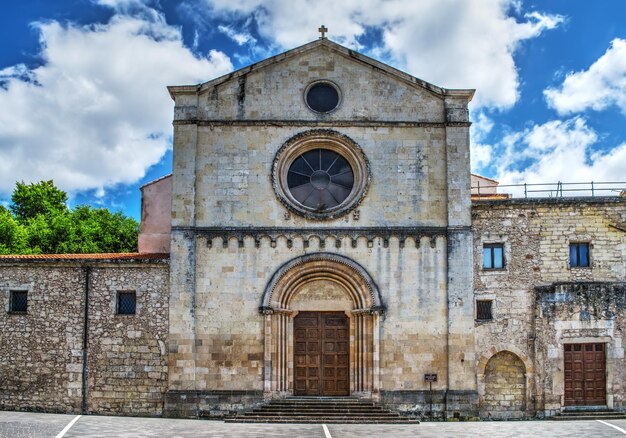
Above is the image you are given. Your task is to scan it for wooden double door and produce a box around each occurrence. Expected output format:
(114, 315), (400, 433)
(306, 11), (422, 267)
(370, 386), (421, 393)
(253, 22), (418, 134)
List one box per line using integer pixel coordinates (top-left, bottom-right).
(294, 312), (349, 396)
(564, 343), (606, 406)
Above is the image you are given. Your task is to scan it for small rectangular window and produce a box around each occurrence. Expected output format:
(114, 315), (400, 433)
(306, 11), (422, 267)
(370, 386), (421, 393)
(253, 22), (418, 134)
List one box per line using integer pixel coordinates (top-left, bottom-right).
(483, 244), (504, 269)
(117, 291), (136, 315)
(9, 290), (28, 313)
(570, 243), (590, 268)
(476, 300), (493, 321)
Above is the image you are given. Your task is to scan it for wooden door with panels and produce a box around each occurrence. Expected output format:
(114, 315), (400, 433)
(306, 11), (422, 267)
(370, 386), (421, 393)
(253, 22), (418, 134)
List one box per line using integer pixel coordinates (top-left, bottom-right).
(294, 311), (349, 396)
(564, 343), (606, 406)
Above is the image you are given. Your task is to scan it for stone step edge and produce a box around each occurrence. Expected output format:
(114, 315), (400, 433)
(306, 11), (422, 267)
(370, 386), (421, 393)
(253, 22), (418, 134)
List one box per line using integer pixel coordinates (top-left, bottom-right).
(550, 415), (626, 421)
(554, 412), (625, 416)
(242, 412), (401, 417)
(255, 406), (385, 411)
(225, 419), (421, 424)
(267, 402), (377, 405)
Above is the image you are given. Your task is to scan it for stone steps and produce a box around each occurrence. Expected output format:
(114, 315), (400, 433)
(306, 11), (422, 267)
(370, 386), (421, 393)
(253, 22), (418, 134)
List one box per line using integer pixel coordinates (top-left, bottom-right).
(226, 396), (419, 424)
(551, 409), (626, 421)
(246, 411), (402, 417)
(227, 417), (421, 424)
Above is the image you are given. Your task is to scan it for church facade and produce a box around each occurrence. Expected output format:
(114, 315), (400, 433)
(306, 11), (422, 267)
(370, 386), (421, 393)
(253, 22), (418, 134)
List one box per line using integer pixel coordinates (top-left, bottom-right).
(0, 39), (624, 420)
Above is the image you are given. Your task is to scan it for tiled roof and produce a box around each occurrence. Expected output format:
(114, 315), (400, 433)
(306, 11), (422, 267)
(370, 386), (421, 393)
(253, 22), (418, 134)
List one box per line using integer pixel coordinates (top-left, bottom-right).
(0, 253), (169, 260)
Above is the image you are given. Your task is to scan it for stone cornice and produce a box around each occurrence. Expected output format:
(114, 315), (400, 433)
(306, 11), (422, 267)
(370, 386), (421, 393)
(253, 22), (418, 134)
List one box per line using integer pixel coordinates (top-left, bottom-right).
(171, 226), (469, 248)
(172, 119), (470, 128)
(473, 196), (625, 208)
(0, 258), (169, 268)
(168, 38), (474, 101)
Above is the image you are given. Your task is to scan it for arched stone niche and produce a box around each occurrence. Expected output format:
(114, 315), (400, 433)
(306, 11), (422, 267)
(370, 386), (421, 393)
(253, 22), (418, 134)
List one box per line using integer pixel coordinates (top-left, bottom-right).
(260, 253), (384, 399)
(477, 346), (534, 419)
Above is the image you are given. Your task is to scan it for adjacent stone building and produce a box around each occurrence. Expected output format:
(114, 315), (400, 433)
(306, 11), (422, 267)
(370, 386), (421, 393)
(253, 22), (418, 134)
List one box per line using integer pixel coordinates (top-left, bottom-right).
(0, 38), (624, 420)
(473, 198), (625, 418)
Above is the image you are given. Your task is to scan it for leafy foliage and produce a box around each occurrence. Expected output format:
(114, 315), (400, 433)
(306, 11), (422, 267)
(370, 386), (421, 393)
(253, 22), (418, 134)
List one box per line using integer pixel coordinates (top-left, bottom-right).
(0, 181), (138, 254)
(10, 180), (68, 221)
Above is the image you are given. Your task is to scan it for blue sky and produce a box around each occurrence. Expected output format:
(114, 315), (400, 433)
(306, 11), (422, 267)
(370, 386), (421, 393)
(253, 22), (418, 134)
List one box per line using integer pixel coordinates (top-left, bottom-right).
(1, 0), (625, 219)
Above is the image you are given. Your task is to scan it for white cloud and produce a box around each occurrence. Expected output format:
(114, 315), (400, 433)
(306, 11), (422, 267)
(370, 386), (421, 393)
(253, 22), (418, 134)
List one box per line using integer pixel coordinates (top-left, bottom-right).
(0, 10), (232, 196)
(493, 117), (626, 196)
(470, 112), (494, 171)
(201, 0), (562, 109)
(544, 38), (626, 116)
(218, 24), (257, 46)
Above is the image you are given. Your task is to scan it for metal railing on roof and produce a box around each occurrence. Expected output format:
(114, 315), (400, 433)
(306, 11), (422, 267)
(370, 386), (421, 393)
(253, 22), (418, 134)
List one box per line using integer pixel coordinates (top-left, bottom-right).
(472, 181), (626, 199)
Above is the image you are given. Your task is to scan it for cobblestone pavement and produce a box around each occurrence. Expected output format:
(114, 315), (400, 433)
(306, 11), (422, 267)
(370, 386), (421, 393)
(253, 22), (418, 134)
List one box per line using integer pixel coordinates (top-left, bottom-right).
(1, 412), (625, 438)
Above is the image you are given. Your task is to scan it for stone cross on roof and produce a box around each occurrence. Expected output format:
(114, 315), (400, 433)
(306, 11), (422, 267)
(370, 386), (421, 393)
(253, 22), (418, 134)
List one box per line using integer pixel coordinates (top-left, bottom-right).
(318, 25), (328, 39)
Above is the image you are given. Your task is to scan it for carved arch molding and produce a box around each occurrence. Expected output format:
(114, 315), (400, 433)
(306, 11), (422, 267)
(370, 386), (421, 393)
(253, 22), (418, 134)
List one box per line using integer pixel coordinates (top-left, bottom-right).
(260, 253), (384, 398)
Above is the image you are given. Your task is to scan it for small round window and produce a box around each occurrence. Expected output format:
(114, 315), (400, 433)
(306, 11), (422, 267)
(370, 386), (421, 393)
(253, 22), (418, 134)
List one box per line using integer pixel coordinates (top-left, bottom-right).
(287, 149), (354, 210)
(305, 82), (340, 113)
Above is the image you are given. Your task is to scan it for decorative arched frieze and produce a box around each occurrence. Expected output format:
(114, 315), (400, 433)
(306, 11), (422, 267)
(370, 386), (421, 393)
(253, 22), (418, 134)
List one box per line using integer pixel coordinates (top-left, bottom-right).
(181, 226), (448, 250)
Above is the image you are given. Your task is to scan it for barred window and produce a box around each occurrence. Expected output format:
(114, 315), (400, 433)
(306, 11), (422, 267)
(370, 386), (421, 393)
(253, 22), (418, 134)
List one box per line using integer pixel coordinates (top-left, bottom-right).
(570, 242), (590, 268)
(117, 291), (136, 315)
(9, 290), (28, 313)
(483, 243), (504, 269)
(476, 300), (493, 321)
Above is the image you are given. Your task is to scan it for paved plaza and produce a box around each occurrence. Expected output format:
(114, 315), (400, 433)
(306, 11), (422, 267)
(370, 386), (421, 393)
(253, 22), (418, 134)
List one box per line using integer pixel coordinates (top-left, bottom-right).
(0, 411), (625, 438)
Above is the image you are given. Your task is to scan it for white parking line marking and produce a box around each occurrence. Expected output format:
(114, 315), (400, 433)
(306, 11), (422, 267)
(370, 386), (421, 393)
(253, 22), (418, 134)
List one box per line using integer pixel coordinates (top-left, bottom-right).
(54, 415), (81, 438)
(597, 420), (626, 435)
(322, 423), (333, 438)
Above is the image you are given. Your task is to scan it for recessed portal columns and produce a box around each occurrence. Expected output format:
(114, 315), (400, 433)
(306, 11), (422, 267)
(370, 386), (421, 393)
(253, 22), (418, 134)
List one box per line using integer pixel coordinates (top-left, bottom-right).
(259, 253), (384, 399)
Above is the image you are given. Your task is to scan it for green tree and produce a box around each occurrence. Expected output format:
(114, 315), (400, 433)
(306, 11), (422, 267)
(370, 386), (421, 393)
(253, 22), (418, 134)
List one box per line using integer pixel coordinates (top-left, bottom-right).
(0, 206), (28, 254)
(65, 205), (139, 253)
(10, 180), (68, 221)
(1, 181), (139, 254)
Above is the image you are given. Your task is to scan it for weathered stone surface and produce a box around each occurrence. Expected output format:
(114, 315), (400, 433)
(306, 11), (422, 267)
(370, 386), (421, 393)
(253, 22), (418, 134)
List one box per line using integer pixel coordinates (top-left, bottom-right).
(166, 38), (475, 417)
(0, 259), (169, 416)
(2, 38), (624, 423)
(482, 351), (526, 419)
(473, 198), (626, 417)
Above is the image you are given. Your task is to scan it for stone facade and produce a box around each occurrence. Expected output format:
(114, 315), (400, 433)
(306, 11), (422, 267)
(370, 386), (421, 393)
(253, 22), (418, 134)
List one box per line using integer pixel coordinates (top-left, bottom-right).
(165, 38), (476, 418)
(0, 39), (624, 421)
(0, 256), (169, 416)
(473, 198), (626, 417)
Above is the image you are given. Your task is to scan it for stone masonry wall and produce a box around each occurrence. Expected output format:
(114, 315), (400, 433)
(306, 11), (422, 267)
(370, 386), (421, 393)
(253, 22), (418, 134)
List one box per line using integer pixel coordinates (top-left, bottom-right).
(170, 43), (470, 229)
(0, 258), (169, 416)
(482, 351), (526, 419)
(167, 233), (454, 414)
(535, 282), (626, 413)
(86, 265), (169, 415)
(473, 198), (626, 417)
(0, 266), (85, 412)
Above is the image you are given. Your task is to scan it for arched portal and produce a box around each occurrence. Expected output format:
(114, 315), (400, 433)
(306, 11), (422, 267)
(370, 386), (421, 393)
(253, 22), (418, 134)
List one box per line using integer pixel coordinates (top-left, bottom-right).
(481, 351), (527, 419)
(260, 253), (384, 399)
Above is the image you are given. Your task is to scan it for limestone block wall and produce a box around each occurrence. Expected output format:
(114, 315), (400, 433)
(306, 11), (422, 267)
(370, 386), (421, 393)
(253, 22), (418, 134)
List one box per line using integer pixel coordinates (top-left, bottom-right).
(180, 43), (447, 123)
(0, 266), (85, 412)
(482, 351), (526, 419)
(174, 125), (449, 228)
(166, 232), (458, 414)
(169, 43), (474, 230)
(0, 257), (169, 416)
(86, 265), (169, 415)
(473, 198), (626, 417)
(535, 282), (626, 413)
